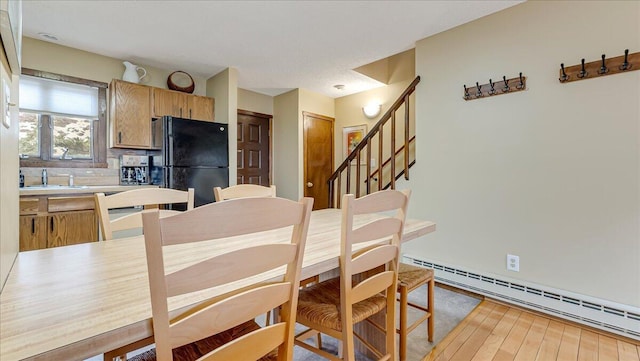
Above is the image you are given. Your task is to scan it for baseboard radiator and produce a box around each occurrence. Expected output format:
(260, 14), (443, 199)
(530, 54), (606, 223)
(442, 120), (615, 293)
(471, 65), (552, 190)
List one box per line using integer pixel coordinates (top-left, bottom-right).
(403, 255), (640, 340)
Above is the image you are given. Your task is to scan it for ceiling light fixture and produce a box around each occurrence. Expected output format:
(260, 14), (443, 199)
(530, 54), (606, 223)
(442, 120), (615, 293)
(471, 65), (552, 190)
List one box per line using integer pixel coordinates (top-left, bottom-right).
(362, 102), (382, 119)
(38, 32), (59, 41)
(333, 84), (345, 90)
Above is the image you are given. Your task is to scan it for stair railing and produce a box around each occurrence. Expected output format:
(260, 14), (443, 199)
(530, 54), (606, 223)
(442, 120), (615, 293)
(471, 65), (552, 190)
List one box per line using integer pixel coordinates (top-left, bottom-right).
(327, 76), (421, 208)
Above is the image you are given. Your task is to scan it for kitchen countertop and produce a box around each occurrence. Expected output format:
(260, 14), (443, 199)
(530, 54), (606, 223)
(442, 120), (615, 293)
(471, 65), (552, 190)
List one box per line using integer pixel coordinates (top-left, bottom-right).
(19, 184), (159, 196)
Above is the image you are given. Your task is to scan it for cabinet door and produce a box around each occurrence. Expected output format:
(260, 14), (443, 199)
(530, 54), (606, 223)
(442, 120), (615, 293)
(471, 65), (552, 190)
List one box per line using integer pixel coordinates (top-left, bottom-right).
(188, 95), (215, 121)
(19, 215), (47, 251)
(111, 80), (152, 148)
(47, 210), (98, 248)
(153, 88), (187, 118)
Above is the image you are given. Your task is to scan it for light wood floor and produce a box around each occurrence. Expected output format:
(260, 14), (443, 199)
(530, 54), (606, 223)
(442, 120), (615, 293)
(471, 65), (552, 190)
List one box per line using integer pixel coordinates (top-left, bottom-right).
(423, 300), (640, 361)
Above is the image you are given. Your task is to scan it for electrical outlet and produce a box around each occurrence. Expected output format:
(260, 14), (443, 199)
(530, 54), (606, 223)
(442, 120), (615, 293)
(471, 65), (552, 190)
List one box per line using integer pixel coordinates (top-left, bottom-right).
(507, 254), (520, 272)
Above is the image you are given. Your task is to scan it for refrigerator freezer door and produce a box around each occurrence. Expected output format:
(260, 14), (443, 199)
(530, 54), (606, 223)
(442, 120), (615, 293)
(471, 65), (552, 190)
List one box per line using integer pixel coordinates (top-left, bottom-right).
(166, 117), (229, 168)
(168, 167), (229, 207)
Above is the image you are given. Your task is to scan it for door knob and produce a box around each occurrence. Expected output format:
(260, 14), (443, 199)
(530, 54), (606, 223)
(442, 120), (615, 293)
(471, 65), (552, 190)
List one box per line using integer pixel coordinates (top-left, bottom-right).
(307, 182), (313, 188)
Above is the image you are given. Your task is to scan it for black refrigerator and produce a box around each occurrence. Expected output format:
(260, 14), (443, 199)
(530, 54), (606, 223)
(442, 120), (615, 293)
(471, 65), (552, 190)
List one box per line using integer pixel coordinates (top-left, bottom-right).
(151, 116), (229, 207)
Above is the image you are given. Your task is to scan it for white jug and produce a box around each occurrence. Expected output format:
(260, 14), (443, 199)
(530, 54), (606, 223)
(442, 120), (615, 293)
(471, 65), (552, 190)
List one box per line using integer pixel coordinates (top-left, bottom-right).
(122, 61), (147, 83)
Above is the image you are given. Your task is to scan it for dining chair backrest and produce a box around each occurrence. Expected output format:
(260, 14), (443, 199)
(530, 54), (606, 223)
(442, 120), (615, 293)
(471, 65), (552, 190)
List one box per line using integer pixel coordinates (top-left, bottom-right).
(213, 184), (276, 201)
(142, 196), (313, 361)
(95, 188), (194, 240)
(339, 189), (410, 359)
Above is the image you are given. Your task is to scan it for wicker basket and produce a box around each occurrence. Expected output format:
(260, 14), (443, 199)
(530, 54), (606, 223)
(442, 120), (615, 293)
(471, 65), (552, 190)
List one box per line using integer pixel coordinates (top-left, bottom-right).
(167, 71), (195, 93)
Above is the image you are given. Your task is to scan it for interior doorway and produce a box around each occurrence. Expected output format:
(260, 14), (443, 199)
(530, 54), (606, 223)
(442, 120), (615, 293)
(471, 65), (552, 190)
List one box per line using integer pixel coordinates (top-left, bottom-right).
(303, 111), (334, 210)
(237, 110), (272, 186)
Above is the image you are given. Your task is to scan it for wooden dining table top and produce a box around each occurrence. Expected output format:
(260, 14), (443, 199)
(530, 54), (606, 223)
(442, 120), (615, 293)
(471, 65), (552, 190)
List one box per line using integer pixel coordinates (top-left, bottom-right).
(0, 208), (435, 361)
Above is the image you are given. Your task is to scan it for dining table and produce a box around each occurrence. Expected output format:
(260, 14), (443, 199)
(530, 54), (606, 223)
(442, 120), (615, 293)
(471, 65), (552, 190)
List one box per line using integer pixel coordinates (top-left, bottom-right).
(0, 208), (435, 361)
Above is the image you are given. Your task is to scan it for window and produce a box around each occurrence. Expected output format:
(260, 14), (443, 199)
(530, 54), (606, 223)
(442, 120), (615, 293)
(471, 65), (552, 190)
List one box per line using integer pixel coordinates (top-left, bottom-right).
(18, 69), (108, 167)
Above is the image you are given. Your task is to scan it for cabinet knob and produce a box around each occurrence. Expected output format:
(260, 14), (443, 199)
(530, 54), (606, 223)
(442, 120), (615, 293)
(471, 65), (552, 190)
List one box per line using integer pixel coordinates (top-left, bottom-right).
(306, 182), (313, 188)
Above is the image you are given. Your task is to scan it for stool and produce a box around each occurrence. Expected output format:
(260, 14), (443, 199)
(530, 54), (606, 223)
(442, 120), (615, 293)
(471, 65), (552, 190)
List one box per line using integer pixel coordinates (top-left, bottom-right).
(396, 263), (434, 361)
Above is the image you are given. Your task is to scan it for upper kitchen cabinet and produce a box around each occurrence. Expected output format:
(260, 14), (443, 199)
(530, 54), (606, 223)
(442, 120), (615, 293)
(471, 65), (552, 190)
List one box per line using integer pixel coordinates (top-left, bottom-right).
(153, 88), (215, 122)
(109, 79), (154, 149)
(187, 94), (215, 121)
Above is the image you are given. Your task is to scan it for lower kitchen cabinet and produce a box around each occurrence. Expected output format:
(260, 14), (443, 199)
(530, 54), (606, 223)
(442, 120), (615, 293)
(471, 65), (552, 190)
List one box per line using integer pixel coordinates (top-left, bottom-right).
(19, 195), (98, 251)
(19, 215), (47, 251)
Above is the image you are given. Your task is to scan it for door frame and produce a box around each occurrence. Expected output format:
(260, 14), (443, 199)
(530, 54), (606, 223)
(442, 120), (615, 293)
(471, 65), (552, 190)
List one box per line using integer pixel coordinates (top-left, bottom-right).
(237, 109), (273, 185)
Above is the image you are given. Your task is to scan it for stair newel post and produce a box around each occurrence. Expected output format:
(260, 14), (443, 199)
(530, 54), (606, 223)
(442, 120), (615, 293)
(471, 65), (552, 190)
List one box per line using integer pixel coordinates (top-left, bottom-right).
(378, 126), (384, 191)
(337, 175), (342, 208)
(391, 112), (396, 190)
(346, 158), (351, 195)
(404, 94), (410, 180)
(355, 150), (361, 197)
(366, 139), (372, 195)
(328, 179), (334, 208)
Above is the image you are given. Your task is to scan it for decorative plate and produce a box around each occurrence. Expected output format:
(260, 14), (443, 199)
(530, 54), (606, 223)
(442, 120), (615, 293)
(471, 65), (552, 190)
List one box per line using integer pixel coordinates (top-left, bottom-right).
(167, 71), (195, 93)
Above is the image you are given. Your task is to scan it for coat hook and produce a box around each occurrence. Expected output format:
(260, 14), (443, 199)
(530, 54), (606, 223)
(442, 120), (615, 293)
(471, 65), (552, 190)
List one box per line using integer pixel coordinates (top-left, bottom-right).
(577, 58), (588, 78)
(559, 63), (569, 82)
(463, 85), (470, 99)
(475, 82), (483, 97)
(502, 76), (510, 92)
(598, 54), (609, 74)
(488, 79), (496, 95)
(516, 72), (525, 90)
(619, 49), (631, 71)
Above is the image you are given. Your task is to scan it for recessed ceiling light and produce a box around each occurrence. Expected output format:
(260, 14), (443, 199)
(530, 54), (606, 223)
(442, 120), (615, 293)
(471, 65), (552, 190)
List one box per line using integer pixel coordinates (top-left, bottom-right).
(38, 32), (59, 41)
(333, 84), (345, 90)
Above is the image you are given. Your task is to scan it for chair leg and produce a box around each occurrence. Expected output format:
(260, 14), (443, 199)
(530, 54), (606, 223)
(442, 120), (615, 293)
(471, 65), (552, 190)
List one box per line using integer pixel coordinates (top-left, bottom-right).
(427, 277), (435, 342)
(398, 284), (409, 361)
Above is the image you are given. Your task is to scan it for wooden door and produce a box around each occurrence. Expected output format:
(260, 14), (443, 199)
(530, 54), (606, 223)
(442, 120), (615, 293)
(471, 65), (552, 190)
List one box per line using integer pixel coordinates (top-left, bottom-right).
(237, 110), (271, 185)
(303, 112), (334, 210)
(188, 95), (215, 121)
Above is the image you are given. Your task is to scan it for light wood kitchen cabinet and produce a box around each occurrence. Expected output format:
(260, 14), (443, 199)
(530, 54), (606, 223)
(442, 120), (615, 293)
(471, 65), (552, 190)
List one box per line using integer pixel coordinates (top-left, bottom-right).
(19, 215), (47, 251)
(19, 195), (98, 251)
(109, 79), (154, 149)
(188, 94), (215, 121)
(153, 88), (215, 121)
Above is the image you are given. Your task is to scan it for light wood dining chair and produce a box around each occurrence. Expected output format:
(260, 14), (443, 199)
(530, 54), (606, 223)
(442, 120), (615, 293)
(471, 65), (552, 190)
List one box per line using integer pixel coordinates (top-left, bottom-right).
(295, 189), (411, 361)
(215, 182), (318, 326)
(213, 184), (276, 201)
(133, 196), (313, 361)
(95, 188), (194, 241)
(396, 263), (434, 361)
(96, 188), (194, 361)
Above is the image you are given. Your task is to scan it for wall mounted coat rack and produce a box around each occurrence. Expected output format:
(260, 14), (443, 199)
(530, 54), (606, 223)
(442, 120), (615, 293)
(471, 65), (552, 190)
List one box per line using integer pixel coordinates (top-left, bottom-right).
(463, 73), (526, 101)
(559, 49), (638, 83)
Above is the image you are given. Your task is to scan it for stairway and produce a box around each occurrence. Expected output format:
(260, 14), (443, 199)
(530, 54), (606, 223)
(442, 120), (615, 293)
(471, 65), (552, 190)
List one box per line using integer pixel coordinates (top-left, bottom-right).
(328, 76), (420, 207)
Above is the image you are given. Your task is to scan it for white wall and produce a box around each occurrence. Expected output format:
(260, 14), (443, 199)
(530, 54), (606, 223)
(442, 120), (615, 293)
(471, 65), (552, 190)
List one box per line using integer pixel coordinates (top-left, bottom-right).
(273, 89), (299, 200)
(408, 0), (639, 307)
(23, 37), (209, 95)
(0, 46), (19, 290)
(206, 68), (238, 186)
(238, 88), (273, 115)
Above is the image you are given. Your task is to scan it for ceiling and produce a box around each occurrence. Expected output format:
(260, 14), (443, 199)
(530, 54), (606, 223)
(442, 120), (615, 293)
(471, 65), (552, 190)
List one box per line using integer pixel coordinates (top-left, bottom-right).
(22, 1), (522, 98)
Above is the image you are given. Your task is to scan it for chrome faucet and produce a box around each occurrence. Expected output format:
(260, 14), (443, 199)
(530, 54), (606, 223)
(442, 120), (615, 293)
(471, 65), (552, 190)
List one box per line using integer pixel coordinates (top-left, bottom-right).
(60, 147), (71, 160)
(42, 168), (48, 186)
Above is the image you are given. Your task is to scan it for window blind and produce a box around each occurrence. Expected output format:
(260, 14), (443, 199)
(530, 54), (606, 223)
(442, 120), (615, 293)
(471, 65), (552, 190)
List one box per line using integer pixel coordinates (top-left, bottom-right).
(19, 75), (99, 117)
